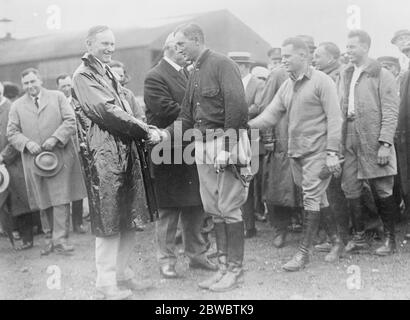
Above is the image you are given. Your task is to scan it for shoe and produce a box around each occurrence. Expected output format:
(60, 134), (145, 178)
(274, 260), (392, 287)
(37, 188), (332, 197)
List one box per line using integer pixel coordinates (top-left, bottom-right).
(324, 237), (345, 262)
(40, 243), (54, 256)
(54, 243), (75, 255)
(198, 269), (227, 289)
(118, 278), (154, 291)
(15, 242), (34, 251)
(255, 212), (267, 222)
(189, 257), (218, 271)
(282, 248), (309, 272)
(374, 237), (396, 256)
(314, 241), (332, 252)
(73, 225), (87, 234)
(209, 268), (244, 292)
(97, 285), (132, 300)
(244, 228), (257, 239)
(12, 231), (21, 241)
(273, 231), (287, 248)
(159, 264), (178, 279)
(345, 232), (370, 253)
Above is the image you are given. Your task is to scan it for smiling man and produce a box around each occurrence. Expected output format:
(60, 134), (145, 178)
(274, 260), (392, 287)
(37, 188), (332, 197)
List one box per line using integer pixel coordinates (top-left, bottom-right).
(7, 68), (87, 255)
(341, 30), (399, 256)
(155, 23), (250, 292)
(248, 37), (343, 272)
(72, 25), (157, 300)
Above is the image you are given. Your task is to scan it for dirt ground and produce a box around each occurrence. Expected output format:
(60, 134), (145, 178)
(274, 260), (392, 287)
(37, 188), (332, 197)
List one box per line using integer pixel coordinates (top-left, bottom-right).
(1, 219), (410, 300)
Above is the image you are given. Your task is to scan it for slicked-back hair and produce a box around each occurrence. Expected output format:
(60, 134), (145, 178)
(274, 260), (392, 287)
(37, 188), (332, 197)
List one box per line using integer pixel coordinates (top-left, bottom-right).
(56, 73), (71, 85)
(174, 23), (205, 44)
(21, 68), (41, 79)
(87, 25), (110, 41)
(348, 29), (371, 48)
(282, 37), (309, 55)
(318, 42), (341, 60)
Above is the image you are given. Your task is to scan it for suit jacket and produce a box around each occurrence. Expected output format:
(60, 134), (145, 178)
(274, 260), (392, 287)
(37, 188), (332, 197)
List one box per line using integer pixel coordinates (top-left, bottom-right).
(7, 89), (87, 210)
(144, 58), (202, 208)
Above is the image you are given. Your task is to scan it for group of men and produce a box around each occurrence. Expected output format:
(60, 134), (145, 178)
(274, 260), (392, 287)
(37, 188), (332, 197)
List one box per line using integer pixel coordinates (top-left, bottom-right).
(2, 22), (410, 300)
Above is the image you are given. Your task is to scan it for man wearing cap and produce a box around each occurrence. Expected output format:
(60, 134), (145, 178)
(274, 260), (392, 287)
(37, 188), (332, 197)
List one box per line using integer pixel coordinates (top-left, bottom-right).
(7, 68), (87, 255)
(341, 30), (399, 256)
(228, 51), (265, 238)
(377, 56), (401, 90)
(312, 42), (348, 262)
(144, 33), (215, 279)
(72, 25), (158, 300)
(56, 74), (87, 235)
(155, 23), (250, 292)
(391, 29), (410, 73)
(267, 48), (282, 72)
(249, 37), (343, 271)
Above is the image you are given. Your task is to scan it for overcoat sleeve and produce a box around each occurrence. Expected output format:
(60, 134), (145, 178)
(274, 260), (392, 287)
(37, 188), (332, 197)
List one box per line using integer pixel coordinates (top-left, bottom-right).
(7, 104), (30, 153)
(73, 73), (149, 139)
(51, 92), (77, 145)
(378, 69), (399, 145)
(144, 72), (181, 123)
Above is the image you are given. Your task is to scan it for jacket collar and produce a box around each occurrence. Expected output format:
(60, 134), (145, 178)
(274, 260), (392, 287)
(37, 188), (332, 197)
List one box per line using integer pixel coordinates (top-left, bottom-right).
(194, 49), (211, 69)
(81, 52), (106, 76)
(344, 58), (381, 78)
(321, 60), (341, 75)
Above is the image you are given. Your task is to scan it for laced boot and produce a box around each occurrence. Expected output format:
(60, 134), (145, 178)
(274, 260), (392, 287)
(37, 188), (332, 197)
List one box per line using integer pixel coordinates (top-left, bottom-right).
(209, 222), (244, 292)
(282, 210), (320, 272)
(375, 196), (397, 256)
(345, 198), (370, 253)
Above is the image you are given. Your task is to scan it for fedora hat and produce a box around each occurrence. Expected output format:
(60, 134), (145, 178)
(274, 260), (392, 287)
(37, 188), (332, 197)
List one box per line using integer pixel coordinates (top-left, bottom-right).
(0, 165), (10, 193)
(228, 51), (254, 64)
(32, 150), (64, 178)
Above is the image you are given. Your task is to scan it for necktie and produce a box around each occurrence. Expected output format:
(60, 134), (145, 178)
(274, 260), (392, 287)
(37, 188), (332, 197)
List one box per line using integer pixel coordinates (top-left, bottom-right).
(34, 97), (39, 109)
(179, 68), (188, 81)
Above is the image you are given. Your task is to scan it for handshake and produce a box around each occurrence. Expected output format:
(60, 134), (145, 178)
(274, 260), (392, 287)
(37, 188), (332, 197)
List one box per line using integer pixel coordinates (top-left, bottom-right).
(147, 125), (169, 145)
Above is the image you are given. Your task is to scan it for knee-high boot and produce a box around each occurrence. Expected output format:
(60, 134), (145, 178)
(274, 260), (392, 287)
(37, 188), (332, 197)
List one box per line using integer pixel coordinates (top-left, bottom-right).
(375, 195), (397, 256)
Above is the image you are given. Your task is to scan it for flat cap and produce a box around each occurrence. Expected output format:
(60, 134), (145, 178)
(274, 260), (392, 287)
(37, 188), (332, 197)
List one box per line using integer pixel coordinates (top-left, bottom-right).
(391, 29), (410, 44)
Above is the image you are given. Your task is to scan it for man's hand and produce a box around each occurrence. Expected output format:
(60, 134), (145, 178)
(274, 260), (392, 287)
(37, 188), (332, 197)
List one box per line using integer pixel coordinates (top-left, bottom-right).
(214, 150), (231, 172)
(377, 144), (391, 166)
(42, 137), (59, 151)
(326, 153), (341, 174)
(147, 128), (161, 145)
(26, 141), (42, 155)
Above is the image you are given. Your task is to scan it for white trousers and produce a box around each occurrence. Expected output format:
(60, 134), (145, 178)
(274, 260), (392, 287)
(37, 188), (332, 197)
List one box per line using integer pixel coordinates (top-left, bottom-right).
(95, 230), (136, 288)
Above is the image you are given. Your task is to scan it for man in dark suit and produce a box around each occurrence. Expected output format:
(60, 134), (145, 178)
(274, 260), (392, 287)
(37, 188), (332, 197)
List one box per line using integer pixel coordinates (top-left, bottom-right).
(144, 33), (216, 279)
(228, 52), (265, 238)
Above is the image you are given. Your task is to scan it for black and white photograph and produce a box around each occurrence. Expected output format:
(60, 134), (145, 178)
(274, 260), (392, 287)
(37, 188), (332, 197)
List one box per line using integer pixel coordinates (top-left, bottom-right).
(1, 0), (410, 303)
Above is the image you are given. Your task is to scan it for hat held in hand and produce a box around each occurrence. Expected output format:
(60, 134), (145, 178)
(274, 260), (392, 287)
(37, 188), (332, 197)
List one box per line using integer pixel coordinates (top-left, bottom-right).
(0, 164), (10, 193)
(32, 150), (64, 177)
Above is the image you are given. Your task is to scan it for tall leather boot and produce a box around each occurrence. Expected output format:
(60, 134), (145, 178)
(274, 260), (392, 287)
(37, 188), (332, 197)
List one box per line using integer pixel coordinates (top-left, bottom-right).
(345, 198), (370, 253)
(375, 195), (397, 256)
(282, 210), (320, 272)
(209, 221), (244, 292)
(318, 207), (345, 262)
(198, 222), (228, 289)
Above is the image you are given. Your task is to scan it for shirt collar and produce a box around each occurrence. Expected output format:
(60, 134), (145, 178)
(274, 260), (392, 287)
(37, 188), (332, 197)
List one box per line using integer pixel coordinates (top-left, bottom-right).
(30, 90), (42, 101)
(163, 56), (183, 72)
(289, 66), (313, 82)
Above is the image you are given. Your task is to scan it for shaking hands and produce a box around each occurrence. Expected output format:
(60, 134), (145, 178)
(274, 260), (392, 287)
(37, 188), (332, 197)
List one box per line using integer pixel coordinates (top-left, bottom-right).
(147, 126), (168, 145)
